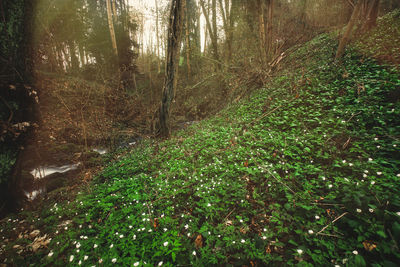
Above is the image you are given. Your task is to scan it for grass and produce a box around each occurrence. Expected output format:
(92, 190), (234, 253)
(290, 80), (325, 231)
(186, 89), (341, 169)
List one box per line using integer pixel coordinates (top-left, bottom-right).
(2, 11), (400, 267)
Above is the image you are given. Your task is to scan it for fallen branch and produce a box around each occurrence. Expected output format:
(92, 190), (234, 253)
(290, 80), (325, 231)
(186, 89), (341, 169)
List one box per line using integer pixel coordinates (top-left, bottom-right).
(316, 212), (348, 236)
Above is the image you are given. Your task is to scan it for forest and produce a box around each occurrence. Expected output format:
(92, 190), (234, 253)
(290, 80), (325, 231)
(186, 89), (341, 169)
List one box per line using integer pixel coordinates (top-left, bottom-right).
(1, 0), (400, 266)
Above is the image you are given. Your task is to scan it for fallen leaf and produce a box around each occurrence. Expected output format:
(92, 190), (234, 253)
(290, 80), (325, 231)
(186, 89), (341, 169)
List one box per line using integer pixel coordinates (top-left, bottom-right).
(153, 218), (159, 230)
(194, 234), (203, 248)
(363, 240), (377, 251)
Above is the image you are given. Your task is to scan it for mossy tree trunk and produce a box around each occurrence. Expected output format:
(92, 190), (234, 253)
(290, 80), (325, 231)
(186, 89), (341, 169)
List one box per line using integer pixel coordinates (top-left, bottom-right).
(159, 0), (185, 137)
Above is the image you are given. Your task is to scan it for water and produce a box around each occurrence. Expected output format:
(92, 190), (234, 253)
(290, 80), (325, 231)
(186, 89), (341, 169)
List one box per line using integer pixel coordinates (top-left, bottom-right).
(30, 163), (80, 180)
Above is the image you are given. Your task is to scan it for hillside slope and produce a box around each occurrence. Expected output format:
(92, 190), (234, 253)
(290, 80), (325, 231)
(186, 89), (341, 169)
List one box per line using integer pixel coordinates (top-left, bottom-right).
(2, 10), (400, 267)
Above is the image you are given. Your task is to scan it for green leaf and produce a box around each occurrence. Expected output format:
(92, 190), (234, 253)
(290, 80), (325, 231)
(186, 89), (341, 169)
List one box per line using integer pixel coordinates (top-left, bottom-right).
(376, 230), (387, 238)
(354, 255), (366, 267)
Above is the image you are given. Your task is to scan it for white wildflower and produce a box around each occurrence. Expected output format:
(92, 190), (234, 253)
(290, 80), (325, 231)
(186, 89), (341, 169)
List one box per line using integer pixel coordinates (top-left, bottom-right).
(193, 251), (196, 256)
(134, 262), (139, 266)
(297, 249), (303, 255)
(377, 172), (382, 175)
(69, 255), (74, 262)
(356, 209), (362, 213)
(112, 258), (117, 263)
(163, 241), (169, 247)
(315, 215), (320, 220)
(353, 250), (358, 255)
(48, 251), (54, 257)
(93, 244), (98, 248)
(308, 230), (314, 234)
(158, 261), (163, 266)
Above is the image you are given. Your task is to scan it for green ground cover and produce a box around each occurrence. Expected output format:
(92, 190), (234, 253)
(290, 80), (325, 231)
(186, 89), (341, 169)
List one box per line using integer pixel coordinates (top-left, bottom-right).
(3, 11), (400, 267)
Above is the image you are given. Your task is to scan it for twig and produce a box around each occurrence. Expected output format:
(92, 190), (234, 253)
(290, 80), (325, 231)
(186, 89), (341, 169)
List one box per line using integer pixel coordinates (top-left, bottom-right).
(184, 73), (216, 91)
(223, 208), (236, 221)
(316, 212), (348, 236)
(251, 105), (282, 125)
(311, 203), (345, 207)
(256, 164), (296, 194)
(316, 232), (342, 238)
(346, 0), (355, 8)
(388, 229), (399, 252)
(342, 137), (351, 149)
(346, 112), (361, 123)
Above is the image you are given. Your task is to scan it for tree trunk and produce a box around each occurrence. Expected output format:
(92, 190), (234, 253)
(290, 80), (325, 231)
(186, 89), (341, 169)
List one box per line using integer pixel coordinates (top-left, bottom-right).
(112, 0), (118, 20)
(200, 0), (220, 68)
(68, 40), (79, 72)
(218, 0), (234, 65)
(363, 0), (380, 31)
(106, 0), (119, 59)
(335, 0), (363, 61)
(155, 0), (161, 73)
(185, 0), (191, 78)
(159, 0), (186, 137)
(265, 0), (273, 60)
(258, 0), (266, 65)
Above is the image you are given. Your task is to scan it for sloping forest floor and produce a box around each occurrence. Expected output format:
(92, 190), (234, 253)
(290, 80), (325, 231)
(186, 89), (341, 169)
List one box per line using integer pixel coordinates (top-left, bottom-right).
(1, 10), (400, 267)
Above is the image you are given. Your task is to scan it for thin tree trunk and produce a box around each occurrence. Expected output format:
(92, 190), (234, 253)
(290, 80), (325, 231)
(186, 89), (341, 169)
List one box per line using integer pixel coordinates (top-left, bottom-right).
(199, 0), (220, 68)
(106, 0), (119, 59)
(112, 0), (118, 20)
(218, 0), (233, 65)
(159, 0), (186, 137)
(155, 0), (161, 73)
(258, 0), (266, 65)
(211, 0), (219, 63)
(265, 0), (273, 60)
(335, 0), (363, 60)
(185, 0), (191, 78)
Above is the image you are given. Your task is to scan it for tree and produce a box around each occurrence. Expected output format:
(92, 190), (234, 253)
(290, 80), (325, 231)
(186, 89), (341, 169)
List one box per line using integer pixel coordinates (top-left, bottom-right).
(199, 0), (220, 68)
(335, 0), (363, 60)
(363, 0), (380, 31)
(155, 0), (161, 73)
(106, 0), (119, 59)
(335, 0), (380, 61)
(159, 0), (186, 137)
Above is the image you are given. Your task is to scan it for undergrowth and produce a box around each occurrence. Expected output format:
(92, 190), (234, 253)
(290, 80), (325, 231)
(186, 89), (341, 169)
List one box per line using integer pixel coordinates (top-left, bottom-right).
(3, 12), (400, 267)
